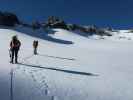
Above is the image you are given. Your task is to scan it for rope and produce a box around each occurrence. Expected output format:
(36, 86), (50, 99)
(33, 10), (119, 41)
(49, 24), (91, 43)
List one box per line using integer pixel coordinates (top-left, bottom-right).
(10, 67), (13, 100)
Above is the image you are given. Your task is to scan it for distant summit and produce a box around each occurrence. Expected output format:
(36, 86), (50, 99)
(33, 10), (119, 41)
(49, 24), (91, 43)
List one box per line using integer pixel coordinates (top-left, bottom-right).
(0, 11), (112, 36)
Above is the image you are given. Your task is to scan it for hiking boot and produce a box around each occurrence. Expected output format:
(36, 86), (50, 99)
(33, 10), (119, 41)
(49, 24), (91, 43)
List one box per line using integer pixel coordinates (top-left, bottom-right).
(15, 61), (18, 64)
(10, 61), (13, 64)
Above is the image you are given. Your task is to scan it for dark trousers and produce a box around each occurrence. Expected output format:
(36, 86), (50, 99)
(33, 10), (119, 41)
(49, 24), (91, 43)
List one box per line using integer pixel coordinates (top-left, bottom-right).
(34, 47), (37, 55)
(11, 48), (19, 63)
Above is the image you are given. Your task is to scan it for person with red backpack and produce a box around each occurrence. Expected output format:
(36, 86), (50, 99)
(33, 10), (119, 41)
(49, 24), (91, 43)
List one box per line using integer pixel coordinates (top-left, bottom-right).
(10, 35), (21, 63)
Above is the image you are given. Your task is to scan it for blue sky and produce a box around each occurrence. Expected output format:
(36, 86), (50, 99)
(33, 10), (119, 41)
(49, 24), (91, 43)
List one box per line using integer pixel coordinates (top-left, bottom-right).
(0, 0), (132, 29)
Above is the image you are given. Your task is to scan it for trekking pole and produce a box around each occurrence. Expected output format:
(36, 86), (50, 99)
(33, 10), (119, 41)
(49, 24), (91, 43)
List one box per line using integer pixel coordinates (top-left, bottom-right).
(9, 49), (12, 61)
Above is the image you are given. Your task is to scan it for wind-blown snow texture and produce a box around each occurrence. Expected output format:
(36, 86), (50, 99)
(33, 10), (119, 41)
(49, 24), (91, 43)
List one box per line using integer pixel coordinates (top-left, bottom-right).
(0, 28), (133, 100)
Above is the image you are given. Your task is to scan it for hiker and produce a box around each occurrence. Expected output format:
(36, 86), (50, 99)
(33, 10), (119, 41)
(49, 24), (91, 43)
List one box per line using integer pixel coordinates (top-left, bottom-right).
(33, 40), (38, 55)
(10, 35), (21, 63)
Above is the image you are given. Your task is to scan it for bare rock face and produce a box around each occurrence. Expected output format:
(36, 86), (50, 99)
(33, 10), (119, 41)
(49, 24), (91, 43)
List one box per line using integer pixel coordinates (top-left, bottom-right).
(46, 16), (68, 29)
(67, 24), (112, 36)
(31, 21), (41, 30)
(0, 11), (20, 27)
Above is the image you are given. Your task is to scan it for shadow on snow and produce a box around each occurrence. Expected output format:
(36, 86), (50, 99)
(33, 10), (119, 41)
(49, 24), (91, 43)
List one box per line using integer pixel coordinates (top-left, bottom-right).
(13, 27), (74, 45)
(38, 54), (76, 61)
(18, 63), (98, 77)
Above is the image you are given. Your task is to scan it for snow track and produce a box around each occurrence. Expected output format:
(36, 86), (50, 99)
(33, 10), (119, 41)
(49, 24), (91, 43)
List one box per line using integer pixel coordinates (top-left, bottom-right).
(10, 55), (56, 100)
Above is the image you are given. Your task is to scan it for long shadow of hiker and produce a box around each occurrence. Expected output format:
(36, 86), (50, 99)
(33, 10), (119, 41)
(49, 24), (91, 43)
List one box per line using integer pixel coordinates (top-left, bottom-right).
(38, 54), (75, 61)
(13, 27), (74, 44)
(18, 63), (98, 77)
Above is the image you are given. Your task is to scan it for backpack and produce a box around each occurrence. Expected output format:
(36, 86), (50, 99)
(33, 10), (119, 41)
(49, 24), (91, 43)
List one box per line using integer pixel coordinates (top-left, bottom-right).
(33, 41), (38, 48)
(10, 40), (21, 49)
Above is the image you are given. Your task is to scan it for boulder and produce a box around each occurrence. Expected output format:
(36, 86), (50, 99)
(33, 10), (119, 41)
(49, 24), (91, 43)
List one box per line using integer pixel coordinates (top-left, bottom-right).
(46, 16), (68, 29)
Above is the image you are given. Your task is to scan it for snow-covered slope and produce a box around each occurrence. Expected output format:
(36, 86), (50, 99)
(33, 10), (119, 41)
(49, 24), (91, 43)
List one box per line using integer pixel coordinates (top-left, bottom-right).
(0, 28), (133, 100)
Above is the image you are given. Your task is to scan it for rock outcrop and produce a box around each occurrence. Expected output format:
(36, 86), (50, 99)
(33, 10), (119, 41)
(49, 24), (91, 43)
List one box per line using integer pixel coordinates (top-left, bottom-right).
(0, 11), (20, 27)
